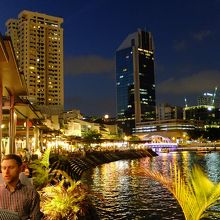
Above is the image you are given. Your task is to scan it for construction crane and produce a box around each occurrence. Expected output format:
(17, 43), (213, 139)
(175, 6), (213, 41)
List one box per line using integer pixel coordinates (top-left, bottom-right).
(184, 98), (188, 107)
(212, 86), (218, 106)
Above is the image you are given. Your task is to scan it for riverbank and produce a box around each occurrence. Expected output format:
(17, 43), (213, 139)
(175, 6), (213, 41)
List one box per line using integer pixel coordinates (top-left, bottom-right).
(50, 148), (158, 181)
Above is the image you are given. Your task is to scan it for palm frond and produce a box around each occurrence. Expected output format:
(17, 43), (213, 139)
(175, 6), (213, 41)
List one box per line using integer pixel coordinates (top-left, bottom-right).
(142, 165), (220, 220)
(40, 170), (87, 220)
(39, 148), (51, 168)
(30, 148), (52, 190)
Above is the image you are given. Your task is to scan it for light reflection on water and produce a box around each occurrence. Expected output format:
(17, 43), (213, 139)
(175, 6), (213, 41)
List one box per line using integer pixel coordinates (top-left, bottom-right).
(82, 151), (220, 219)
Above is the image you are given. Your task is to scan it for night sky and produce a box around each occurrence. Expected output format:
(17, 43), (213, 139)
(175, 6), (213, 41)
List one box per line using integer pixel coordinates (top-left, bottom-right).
(1, 0), (220, 117)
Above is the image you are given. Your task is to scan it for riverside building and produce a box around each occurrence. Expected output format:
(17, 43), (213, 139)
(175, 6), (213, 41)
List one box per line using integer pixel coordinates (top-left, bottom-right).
(184, 89), (220, 127)
(116, 29), (156, 134)
(5, 10), (64, 115)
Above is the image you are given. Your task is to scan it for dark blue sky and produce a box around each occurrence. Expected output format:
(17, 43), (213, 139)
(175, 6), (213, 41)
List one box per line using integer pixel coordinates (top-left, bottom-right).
(1, 0), (220, 116)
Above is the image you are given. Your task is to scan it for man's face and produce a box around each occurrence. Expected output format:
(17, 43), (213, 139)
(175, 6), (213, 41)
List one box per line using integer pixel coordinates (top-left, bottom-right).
(1, 159), (22, 184)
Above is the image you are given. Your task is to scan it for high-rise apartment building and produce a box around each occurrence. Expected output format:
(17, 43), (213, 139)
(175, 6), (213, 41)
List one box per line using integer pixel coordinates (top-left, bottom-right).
(6, 10), (64, 114)
(116, 29), (156, 134)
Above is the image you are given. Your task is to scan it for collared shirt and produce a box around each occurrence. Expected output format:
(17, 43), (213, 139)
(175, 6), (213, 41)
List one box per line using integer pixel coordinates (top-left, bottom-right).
(0, 181), (43, 220)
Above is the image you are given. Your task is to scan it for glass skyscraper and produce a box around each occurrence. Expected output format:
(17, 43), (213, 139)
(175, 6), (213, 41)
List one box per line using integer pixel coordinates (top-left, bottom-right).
(116, 29), (156, 134)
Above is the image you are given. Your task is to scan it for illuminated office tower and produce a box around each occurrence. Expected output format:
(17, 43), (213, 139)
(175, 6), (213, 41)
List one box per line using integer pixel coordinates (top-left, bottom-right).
(116, 29), (156, 134)
(6, 10), (64, 114)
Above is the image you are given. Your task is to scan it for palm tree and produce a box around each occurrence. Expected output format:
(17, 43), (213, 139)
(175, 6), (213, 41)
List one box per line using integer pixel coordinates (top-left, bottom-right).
(141, 165), (220, 220)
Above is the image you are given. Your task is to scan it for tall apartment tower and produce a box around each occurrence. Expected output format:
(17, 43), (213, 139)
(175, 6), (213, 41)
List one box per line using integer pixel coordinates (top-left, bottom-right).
(6, 10), (64, 114)
(116, 29), (156, 134)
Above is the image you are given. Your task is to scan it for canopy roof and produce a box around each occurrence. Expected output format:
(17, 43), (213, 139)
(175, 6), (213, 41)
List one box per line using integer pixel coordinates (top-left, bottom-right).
(0, 34), (27, 96)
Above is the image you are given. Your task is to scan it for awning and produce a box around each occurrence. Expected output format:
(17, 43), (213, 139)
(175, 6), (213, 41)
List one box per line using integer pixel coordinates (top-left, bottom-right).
(0, 35), (27, 96)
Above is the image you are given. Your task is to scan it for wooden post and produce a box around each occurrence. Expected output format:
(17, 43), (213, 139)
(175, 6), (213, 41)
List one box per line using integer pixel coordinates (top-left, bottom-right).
(26, 118), (30, 152)
(0, 80), (2, 160)
(34, 126), (40, 152)
(9, 95), (15, 153)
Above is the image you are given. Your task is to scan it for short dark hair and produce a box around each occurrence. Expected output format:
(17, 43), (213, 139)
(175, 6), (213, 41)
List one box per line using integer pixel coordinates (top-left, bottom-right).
(2, 154), (23, 166)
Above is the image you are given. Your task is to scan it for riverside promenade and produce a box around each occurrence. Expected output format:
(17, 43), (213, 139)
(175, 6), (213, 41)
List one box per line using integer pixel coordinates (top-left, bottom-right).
(177, 142), (220, 152)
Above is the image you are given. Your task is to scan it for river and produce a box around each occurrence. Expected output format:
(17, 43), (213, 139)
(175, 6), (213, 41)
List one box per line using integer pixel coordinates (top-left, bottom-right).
(82, 151), (220, 220)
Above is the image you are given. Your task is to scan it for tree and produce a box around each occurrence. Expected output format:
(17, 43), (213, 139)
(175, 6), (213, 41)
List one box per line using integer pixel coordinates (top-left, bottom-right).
(129, 135), (141, 142)
(204, 128), (220, 141)
(82, 130), (102, 151)
(187, 129), (205, 140)
(82, 130), (102, 142)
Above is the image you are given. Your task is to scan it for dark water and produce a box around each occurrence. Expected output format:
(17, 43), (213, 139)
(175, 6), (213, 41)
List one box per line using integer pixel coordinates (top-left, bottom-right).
(82, 151), (220, 220)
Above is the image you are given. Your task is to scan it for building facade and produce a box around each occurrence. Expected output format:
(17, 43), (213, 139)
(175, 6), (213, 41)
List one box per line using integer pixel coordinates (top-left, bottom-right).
(6, 10), (64, 114)
(184, 89), (220, 127)
(156, 103), (183, 121)
(116, 29), (156, 134)
(184, 105), (220, 126)
(197, 93), (215, 106)
(197, 87), (219, 108)
(134, 119), (201, 140)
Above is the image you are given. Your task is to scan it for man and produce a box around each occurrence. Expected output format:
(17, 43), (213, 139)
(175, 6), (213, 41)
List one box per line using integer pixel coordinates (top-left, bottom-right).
(0, 154), (43, 220)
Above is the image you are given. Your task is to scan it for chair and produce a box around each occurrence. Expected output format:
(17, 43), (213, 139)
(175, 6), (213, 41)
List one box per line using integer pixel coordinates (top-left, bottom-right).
(0, 209), (20, 220)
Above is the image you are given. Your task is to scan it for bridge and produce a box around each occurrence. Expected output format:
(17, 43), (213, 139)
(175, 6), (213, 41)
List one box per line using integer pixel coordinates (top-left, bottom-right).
(142, 135), (178, 152)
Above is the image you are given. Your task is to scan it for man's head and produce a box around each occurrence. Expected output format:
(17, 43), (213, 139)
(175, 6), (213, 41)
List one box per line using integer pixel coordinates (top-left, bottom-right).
(1, 154), (23, 185)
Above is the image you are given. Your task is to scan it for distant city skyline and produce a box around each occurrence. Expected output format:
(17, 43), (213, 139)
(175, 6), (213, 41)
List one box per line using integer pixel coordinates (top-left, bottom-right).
(0, 0), (220, 116)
